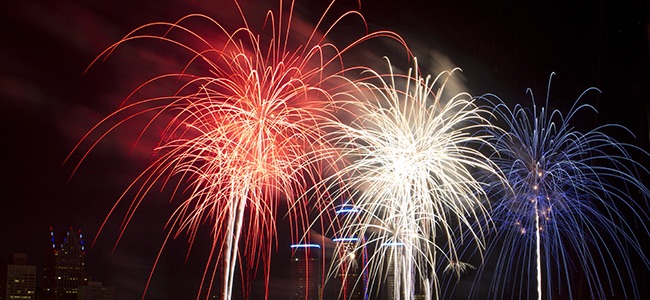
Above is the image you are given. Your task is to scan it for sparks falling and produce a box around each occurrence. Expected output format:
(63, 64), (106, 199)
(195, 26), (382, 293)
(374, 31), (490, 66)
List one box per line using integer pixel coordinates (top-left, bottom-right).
(474, 74), (650, 300)
(68, 1), (406, 299)
(321, 60), (501, 299)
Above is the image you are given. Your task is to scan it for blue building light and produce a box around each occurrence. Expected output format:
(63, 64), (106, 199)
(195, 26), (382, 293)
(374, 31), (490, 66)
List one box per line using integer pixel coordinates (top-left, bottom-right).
(290, 244), (321, 249)
(381, 242), (405, 247)
(336, 208), (360, 214)
(335, 202), (361, 214)
(335, 204), (360, 214)
(332, 237), (359, 243)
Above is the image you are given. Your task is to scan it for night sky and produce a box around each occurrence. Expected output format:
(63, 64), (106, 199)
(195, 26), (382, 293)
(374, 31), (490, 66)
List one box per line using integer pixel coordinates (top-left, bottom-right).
(1, 0), (648, 299)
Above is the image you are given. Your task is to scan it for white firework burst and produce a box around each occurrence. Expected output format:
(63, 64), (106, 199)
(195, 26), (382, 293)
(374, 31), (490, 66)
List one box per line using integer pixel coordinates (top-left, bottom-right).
(321, 59), (502, 299)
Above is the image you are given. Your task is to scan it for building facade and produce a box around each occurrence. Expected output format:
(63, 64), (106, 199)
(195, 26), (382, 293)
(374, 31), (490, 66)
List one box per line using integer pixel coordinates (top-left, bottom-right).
(332, 203), (368, 300)
(76, 282), (114, 300)
(43, 227), (89, 300)
(332, 238), (364, 300)
(1, 253), (36, 300)
(290, 244), (321, 300)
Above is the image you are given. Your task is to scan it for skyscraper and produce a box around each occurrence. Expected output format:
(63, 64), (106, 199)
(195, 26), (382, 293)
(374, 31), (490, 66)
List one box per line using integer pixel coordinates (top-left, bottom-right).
(332, 238), (363, 300)
(332, 203), (367, 300)
(379, 243), (405, 300)
(290, 244), (321, 300)
(43, 227), (89, 300)
(77, 282), (114, 300)
(1, 253), (36, 300)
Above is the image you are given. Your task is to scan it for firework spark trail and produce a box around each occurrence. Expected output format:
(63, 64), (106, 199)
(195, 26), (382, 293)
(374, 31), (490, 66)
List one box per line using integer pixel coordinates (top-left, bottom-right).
(319, 59), (501, 299)
(66, 1), (409, 299)
(473, 74), (650, 300)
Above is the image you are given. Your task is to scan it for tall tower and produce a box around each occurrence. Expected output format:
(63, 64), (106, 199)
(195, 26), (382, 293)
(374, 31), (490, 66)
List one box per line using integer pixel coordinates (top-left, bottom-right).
(379, 242), (405, 300)
(43, 227), (89, 300)
(332, 238), (362, 300)
(77, 282), (115, 300)
(332, 203), (367, 300)
(0, 253), (36, 300)
(290, 244), (321, 300)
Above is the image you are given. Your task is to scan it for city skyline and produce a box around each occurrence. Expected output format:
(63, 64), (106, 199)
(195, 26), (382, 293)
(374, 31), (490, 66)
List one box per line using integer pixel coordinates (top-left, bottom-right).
(2, 0), (649, 299)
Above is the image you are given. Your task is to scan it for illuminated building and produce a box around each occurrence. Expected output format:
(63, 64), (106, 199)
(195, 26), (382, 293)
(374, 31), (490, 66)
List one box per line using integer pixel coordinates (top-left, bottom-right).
(379, 242), (404, 300)
(332, 204), (367, 300)
(76, 282), (114, 300)
(0, 253), (36, 300)
(43, 227), (89, 300)
(290, 244), (321, 300)
(332, 238), (362, 300)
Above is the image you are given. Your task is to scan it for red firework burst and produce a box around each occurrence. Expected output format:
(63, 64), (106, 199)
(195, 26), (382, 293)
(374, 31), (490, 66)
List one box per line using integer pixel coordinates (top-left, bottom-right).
(67, 1), (407, 299)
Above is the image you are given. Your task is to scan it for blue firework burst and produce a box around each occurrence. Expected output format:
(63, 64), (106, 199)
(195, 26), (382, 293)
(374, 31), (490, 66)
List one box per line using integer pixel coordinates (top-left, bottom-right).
(473, 74), (650, 300)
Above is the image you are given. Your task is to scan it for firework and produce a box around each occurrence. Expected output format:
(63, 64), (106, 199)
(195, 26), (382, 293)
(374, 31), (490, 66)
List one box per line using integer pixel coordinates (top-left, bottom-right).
(67, 1), (407, 299)
(321, 60), (501, 299)
(473, 74), (650, 300)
